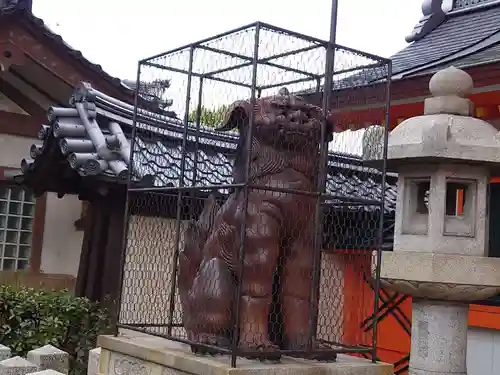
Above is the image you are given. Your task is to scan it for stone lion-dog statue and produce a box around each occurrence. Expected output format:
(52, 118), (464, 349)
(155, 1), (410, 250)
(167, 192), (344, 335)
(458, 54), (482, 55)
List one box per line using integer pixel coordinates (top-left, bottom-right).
(178, 88), (334, 361)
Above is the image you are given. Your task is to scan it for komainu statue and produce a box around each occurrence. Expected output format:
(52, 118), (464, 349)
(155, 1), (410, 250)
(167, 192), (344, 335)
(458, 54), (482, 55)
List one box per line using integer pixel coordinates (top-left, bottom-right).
(178, 88), (334, 360)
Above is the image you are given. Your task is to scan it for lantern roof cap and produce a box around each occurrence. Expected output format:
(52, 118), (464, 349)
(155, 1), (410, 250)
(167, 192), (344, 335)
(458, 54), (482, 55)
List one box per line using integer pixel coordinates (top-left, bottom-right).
(382, 67), (500, 171)
(428, 66), (473, 98)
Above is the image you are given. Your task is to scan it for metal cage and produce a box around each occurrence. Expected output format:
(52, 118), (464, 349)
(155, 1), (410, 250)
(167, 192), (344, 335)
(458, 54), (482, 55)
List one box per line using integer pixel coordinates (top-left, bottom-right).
(116, 21), (391, 367)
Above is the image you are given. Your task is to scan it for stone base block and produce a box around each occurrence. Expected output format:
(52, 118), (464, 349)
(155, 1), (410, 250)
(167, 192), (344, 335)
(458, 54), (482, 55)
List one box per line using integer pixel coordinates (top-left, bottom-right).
(379, 251), (500, 301)
(97, 331), (393, 375)
(26, 345), (68, 374)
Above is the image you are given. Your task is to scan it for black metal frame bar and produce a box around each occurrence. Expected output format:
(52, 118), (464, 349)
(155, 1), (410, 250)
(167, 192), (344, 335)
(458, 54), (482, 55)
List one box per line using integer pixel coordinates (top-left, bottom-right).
(139, 22), (260, 64)
(229, 23), (261, 367)
(125, 183), (387, 208)
(307, 0), (338, 350)
(142, 55), (388, 93)
(139, 21), (390, 95)
(140, 21), (390, 66)
(119, 18), (391, 368)
(142, 61), (254, 89)
(166, 45), (196, 336)
(198, 45), (320, 79)
(114, 63), (142, 334)
(205, 44), (325, 78)
(371, 60), (392, 363)
(191, 77), (204, 187)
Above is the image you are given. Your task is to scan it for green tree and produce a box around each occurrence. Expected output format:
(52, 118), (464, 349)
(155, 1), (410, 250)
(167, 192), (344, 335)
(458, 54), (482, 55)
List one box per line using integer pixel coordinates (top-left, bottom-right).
(188, 105), (229, 128)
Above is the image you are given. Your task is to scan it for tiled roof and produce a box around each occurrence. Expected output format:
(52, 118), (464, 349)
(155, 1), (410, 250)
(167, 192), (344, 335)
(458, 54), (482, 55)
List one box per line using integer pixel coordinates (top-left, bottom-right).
(391, 1), (500, 77)
(0, 3), (135, 99)
(405, 40), (500, 75)
(304, 2), (500, 92)
(19, 82), (398, 213)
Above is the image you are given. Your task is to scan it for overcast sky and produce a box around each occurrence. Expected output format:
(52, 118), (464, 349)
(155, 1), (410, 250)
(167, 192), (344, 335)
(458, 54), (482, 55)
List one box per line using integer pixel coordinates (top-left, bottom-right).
(32, 0), (423, 81)
(32, 0), (425, 154)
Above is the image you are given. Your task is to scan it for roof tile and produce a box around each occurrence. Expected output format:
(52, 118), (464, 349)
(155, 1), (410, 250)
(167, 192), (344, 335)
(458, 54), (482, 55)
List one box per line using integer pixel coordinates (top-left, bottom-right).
(20, 83), (397, 213)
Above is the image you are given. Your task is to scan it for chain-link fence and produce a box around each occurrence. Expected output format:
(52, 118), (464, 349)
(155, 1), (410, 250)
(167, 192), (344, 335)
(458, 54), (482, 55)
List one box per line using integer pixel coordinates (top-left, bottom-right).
(116, 22), (391, 366)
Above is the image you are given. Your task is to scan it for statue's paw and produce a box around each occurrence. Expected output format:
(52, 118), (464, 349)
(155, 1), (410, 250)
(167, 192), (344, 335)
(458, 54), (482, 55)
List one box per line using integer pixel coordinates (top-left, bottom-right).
(284, 339), (337, 362)
(239, 338), (281, 362)
(190, 333), (226, 356)
(307, 342), (337, 362)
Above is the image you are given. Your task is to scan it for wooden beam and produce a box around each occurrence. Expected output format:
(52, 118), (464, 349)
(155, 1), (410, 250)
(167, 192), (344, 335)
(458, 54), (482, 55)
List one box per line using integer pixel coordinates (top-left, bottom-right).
(330, 89), (500, 130)
(331, 101), (425, 131)
(0, 78), (46, 117)
(9, 68), (63, 106)
(0, 110), (42, 137)
(303, 61), (500, 115)
(30, 192), (46, 272)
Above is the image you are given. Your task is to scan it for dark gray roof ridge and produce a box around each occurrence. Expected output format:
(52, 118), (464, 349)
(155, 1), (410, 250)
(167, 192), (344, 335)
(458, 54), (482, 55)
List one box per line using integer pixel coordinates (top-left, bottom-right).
(393, 28), (500, 79)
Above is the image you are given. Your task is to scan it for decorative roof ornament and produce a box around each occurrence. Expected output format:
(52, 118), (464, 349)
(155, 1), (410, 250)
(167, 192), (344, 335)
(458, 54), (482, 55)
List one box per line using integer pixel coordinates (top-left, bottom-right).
(405, 0), (447, 43)
(405, 0), (499, 43)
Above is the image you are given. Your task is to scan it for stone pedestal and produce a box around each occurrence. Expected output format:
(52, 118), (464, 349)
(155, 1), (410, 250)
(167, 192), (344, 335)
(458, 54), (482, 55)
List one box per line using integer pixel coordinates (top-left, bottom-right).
(0, 347), (10, 362)
(379, 252), (500, 301)
(379, 251), (500, 375)
(409, 300), (467, 375)
(0, 357), (38, 375)
(96, 330), (393, 375)
(26, 345), (68, 374)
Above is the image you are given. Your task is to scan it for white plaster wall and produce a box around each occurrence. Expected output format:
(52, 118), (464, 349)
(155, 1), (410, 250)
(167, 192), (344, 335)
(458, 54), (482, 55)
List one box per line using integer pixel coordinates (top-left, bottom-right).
(0, 134), (83, 276)
(467, 327), (500, 375)
(4, 73), (53, 111)
(0, 134), (34, 167)
(120, 215), (187, 337)
(317, 252), (344, 343)
(40, 193), (84, 276)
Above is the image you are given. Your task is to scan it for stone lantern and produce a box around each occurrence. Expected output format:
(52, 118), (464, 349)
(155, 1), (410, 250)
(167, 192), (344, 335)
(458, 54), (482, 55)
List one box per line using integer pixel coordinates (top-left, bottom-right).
(375, 66), (500, 375)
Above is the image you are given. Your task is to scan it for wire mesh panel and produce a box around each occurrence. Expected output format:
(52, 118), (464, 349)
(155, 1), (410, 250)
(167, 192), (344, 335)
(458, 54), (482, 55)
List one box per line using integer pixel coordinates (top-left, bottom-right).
(117, 22), (391, 366)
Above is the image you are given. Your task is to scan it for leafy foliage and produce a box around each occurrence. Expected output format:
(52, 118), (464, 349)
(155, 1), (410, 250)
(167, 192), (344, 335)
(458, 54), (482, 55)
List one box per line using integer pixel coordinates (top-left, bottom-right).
(188, 105), (229, 128)
(0, 286), (113, 374)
